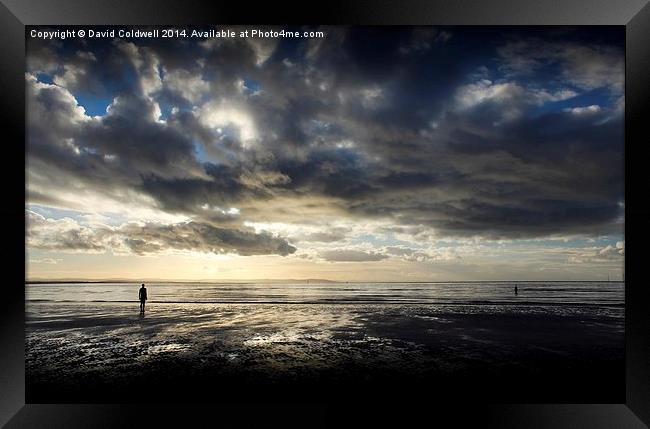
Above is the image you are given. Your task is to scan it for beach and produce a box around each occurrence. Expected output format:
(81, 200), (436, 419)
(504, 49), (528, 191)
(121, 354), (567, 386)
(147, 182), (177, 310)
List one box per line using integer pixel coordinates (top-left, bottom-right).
(26, 282), (624, 403)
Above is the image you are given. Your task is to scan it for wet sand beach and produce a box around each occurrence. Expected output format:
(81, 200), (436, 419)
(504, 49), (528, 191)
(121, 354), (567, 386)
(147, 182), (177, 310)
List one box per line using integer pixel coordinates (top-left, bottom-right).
(26, 300), (624, 403)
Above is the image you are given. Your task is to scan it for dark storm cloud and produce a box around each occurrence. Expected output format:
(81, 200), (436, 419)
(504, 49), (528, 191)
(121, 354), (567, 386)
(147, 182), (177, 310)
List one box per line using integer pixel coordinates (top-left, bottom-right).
(345, 119), (623, 239)
(139, 161), (273, 215)
(120, 221), (297, 256)
(272, 148), (378, 199)
(84, 95), (199, 174)
(26, 26), (624, 249)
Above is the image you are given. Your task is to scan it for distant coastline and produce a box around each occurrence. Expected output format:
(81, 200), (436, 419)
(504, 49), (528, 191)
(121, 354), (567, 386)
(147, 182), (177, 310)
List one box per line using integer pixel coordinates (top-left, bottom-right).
(25, 279), (625, 284)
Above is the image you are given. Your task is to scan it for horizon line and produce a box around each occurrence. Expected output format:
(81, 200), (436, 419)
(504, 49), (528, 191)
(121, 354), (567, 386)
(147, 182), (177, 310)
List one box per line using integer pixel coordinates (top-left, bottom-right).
(25, 278), (625, 284)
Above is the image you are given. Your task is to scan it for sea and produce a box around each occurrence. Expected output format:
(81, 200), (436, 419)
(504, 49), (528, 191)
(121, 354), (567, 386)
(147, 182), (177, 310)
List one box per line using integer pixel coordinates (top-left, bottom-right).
(26, 280), (624, 306)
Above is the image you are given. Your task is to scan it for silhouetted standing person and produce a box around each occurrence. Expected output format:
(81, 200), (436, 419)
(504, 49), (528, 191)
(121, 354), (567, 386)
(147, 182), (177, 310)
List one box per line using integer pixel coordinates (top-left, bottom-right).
(514, 285), (518, 295)
(139, 283), (148, 313)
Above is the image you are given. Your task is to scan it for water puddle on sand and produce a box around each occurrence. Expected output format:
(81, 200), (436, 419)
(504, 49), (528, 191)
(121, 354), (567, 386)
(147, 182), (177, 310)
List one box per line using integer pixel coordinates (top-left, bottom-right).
(243, 328), (332, 347)
(147, 343), (189, 354)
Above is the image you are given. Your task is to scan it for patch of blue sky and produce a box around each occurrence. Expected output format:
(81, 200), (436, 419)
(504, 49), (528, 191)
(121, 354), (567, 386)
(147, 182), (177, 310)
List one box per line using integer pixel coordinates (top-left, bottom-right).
(73, 62), (140, 118)
(52, 56), (139, 117)
(27, 204), (87, 221)
(159, 104), (173, 121)
(35, 72), (55, 85)
(74, 93), (114, 117)
(434, 236), (623, 249)
(193, 141), (210, 163)
(508, 237), (620, 248)
(27, 204), (131, 226)
(242, 78), (262, 94)
(530, 87), (615, 118)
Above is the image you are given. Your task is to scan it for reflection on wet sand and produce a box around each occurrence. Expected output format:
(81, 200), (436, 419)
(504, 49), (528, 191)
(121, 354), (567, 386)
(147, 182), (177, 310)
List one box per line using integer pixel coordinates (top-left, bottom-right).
(26, 301), (624, 402)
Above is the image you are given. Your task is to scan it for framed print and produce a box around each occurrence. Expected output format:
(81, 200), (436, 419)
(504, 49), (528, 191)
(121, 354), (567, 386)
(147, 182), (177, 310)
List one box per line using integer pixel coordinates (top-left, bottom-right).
(1, 0), (649, 427)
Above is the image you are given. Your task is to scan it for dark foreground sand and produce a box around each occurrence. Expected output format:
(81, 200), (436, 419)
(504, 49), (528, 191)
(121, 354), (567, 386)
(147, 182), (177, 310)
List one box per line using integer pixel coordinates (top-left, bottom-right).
(26, 302), (624, 403)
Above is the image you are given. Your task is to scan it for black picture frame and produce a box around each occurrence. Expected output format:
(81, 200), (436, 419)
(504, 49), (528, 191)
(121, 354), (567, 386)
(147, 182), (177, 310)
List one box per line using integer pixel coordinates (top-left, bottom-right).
(2, 0), (649, 427)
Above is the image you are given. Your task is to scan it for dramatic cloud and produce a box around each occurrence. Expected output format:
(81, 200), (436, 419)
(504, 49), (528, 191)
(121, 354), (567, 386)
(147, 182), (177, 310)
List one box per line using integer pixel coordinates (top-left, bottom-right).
(497, 38), (624, 93)
(568, 241), (625, 264)
(455, 80), (577, 111)
(25, 26), (624, 273)
(27, 210), (296, 257)
(27, 210), (110, 253)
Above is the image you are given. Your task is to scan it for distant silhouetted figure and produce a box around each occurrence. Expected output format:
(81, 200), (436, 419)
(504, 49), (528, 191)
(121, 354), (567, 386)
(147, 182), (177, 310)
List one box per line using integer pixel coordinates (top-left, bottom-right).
(514, 285), (518, 295)
(139, 283), (148, 313)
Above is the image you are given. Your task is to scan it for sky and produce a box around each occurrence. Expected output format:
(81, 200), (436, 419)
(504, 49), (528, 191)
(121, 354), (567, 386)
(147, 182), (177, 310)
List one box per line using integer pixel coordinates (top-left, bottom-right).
(25, 26), (625, 282)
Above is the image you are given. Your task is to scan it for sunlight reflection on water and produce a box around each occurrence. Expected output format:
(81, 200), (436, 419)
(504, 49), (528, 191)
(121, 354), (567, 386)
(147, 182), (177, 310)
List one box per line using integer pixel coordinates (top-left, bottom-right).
(26, 281), (624, 306)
